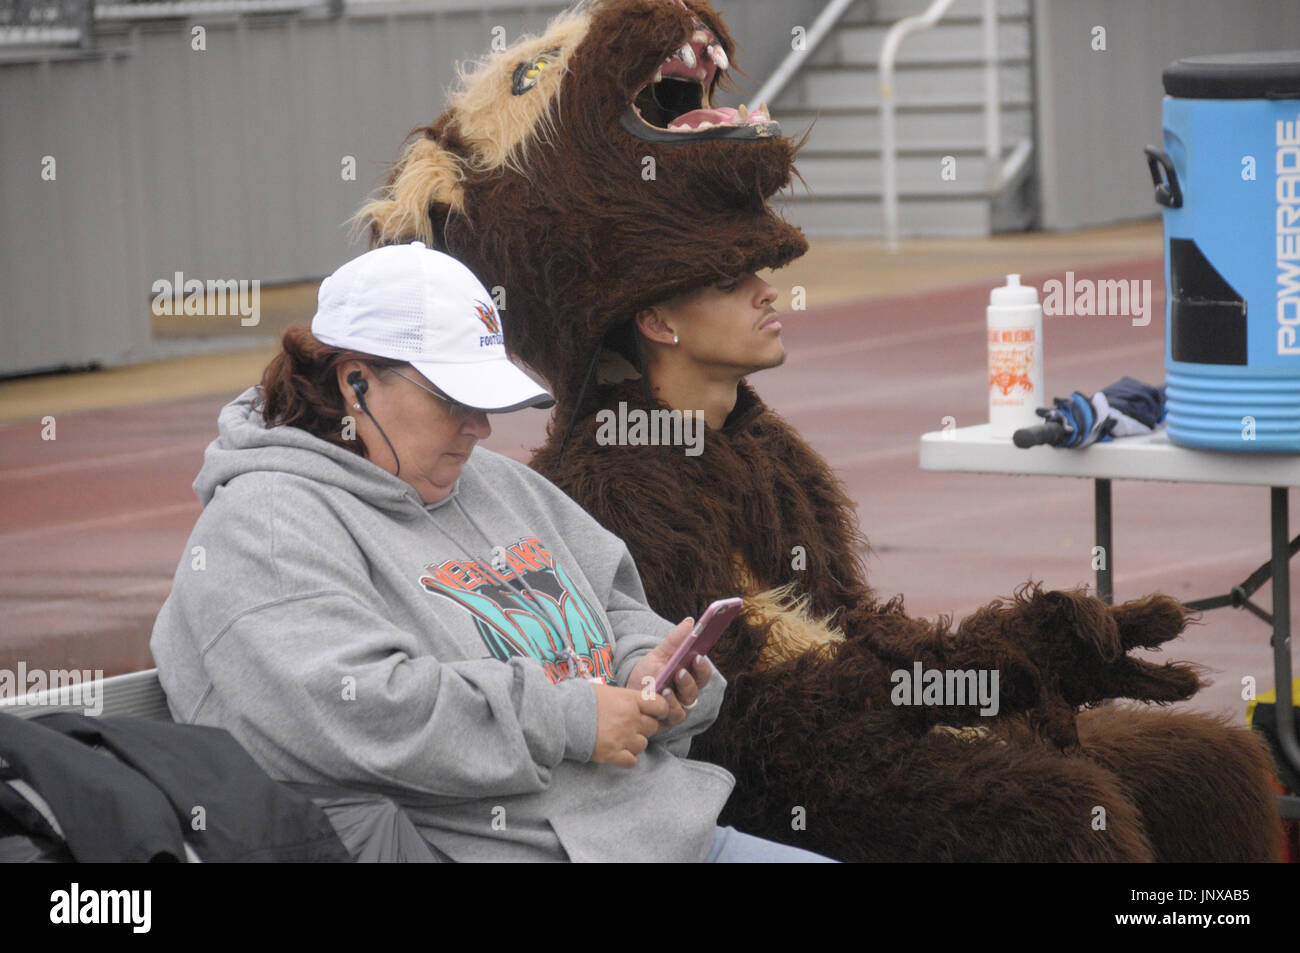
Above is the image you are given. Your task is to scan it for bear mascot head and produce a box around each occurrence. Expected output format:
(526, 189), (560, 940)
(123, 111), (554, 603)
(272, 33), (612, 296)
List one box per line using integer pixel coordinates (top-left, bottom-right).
(357, 0), (808, 404)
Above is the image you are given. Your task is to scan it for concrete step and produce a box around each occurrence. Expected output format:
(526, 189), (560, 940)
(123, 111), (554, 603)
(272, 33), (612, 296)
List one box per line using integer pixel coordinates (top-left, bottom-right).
(792, 150), (1015, 197)
(816, 18), (1030, 67)
(779, 103), (1031, 152)
(785, 62), (1032, 109)
(766, 0), (1035, 241)
(774, 194), (992, 238)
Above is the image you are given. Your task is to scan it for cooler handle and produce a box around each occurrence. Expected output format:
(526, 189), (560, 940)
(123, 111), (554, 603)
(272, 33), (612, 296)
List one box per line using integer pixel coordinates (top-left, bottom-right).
(1143, 146), (1183, 208)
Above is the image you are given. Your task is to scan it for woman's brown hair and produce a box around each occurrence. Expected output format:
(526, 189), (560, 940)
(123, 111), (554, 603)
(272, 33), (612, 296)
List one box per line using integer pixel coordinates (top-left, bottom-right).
(258, 325), (405, 457)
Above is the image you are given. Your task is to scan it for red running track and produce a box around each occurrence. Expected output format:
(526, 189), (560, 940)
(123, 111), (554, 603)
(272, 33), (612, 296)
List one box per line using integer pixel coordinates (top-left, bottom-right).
(1, 255), (1292, 723)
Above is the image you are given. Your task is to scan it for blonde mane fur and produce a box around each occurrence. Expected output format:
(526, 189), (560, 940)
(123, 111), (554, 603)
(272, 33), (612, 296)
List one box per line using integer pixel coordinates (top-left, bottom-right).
(352, 136), (465, 246)
(353, 7), (592, 246)
(449, 7), (591, 177)
(734, 557), (846, 670)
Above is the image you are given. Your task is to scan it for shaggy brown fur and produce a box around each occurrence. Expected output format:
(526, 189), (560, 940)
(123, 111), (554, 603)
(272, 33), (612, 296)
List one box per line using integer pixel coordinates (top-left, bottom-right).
(1076, 705), (1284, 862)
(532, 379), (1283, 860)
(357, 0), (1284, 861)
(359, 0), (806, 403)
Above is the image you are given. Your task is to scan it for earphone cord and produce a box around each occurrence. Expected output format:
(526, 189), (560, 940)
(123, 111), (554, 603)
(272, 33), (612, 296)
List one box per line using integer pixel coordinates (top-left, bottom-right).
(351, 371), (402, 477)
(359, 404), (402, 478)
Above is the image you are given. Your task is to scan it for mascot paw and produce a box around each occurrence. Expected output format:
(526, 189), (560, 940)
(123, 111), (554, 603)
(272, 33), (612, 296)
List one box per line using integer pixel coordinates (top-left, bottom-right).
(1102, 593), (1205, 702)
(1023, 584), (1205, 706)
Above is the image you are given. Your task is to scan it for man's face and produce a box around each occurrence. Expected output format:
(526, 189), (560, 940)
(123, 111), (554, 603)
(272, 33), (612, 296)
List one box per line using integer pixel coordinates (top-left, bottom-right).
(659, 271), (785, 377)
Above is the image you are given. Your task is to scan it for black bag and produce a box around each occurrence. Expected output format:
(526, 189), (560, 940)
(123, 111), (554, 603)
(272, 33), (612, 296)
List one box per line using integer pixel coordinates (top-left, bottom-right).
(0, 712), (349, 862)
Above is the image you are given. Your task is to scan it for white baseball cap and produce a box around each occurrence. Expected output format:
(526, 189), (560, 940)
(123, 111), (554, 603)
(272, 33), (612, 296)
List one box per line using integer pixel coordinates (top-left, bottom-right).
(311, 242), (554, 412)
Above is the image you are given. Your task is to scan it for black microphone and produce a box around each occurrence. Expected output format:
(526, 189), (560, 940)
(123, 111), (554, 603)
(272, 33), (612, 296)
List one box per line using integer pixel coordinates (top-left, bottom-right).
(1012, 421), (1066, 449)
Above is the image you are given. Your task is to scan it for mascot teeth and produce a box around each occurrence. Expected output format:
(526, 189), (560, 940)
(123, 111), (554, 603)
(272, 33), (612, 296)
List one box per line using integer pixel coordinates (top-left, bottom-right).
(653, 67), (663, 83)
(738, 103), (749, 120)
(706, 44), (729, 70)
(676, 44), (697, 69)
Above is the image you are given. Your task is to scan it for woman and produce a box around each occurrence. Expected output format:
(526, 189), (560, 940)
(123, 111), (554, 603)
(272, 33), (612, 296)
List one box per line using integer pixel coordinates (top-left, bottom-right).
(149, 241), (832, 863)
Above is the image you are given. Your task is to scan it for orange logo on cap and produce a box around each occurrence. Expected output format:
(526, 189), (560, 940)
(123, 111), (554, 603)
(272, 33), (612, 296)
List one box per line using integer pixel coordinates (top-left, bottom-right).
(474, 300), (501, 335)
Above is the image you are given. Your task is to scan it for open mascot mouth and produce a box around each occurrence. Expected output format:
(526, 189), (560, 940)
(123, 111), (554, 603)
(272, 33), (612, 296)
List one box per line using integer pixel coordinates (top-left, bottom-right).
(621, 19), (780, 143)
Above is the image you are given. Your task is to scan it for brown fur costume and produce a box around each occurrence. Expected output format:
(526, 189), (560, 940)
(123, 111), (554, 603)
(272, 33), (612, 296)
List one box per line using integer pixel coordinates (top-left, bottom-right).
(358, 0), (1283, 861)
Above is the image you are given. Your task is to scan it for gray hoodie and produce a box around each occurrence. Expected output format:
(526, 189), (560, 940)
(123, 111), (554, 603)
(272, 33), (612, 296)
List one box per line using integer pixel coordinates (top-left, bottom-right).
(150, 387), (733, 862)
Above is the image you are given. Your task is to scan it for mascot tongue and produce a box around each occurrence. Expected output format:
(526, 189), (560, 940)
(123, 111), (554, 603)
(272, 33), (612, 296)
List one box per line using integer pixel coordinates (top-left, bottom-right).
(668, 104), (770, 130)
(669, 106), (737, 129)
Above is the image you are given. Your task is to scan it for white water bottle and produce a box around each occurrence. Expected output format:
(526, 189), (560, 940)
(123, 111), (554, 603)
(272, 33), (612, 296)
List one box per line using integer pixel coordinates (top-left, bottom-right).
(986, 274), (1044, 439)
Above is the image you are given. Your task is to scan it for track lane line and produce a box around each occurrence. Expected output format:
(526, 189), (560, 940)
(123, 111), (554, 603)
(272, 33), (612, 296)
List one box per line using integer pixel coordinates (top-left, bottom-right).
(0, 502), (199, 543)
(0, 444), (201, 481)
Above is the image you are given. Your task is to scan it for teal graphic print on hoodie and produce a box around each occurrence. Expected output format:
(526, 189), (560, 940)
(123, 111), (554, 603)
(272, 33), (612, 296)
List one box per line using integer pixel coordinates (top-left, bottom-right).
(419, 536), (616, 684)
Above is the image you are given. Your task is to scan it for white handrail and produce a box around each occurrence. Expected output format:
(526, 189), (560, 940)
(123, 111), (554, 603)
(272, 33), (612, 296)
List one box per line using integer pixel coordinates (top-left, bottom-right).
(880, 0), (958, 252)
(750, 0), (858, 115)
(882, 0), (1009, 251)
(1000, 137), (1032, 187)
(982, 0), (1000, 191)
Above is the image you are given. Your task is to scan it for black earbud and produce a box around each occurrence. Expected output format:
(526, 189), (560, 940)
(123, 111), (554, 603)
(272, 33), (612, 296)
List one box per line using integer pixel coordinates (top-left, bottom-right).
(347, 370), (369, 402)
(345, 368), (400, 477)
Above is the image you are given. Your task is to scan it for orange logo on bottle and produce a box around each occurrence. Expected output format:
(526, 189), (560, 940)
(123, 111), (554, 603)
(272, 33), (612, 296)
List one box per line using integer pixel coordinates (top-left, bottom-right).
(989, 341), (1035, 396)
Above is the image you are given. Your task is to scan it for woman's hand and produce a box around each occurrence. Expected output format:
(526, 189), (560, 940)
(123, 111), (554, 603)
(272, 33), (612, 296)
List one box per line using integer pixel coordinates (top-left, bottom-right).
(626, 617), (715, 729)
(590, 683), (669, 767)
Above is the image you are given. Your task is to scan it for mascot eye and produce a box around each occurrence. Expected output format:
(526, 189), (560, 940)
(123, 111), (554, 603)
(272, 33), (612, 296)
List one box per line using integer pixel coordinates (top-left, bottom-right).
(511, 47), (560, 96)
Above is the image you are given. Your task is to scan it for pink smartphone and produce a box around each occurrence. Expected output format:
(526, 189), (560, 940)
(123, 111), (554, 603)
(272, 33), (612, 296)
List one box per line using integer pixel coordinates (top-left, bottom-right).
(652, 597), (744, 695)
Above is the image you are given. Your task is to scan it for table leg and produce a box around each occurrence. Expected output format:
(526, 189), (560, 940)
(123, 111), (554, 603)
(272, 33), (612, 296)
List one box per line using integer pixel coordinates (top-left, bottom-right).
(1270, 487), (1300, 818)
(1095, 478), (1112, 606)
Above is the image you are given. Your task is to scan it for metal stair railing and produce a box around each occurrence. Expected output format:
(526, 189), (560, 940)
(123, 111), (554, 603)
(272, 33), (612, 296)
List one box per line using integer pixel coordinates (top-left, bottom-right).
(750, 0), (859, 115)
(882, 0), (960, 251)
(882, 0), (1030, 249)
(752, 0), (1027, 247)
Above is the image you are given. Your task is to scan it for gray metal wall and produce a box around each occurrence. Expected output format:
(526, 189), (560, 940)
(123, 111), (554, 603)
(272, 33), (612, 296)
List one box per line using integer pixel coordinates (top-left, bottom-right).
(1032, 0), (1300, 231)
(0, 0), (824, 375)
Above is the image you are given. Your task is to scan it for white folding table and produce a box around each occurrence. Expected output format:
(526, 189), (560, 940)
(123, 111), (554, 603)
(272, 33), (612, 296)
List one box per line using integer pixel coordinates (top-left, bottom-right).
(919, 424), (1300, 819)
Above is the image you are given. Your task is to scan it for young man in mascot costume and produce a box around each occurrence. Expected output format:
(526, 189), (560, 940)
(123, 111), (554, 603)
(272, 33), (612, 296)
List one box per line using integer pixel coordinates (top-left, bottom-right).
(358, 0), (1283, 861)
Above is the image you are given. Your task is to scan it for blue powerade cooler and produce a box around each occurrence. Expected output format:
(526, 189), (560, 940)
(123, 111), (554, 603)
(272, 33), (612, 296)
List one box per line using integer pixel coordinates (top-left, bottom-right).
(1145, 51), (1300, 452)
